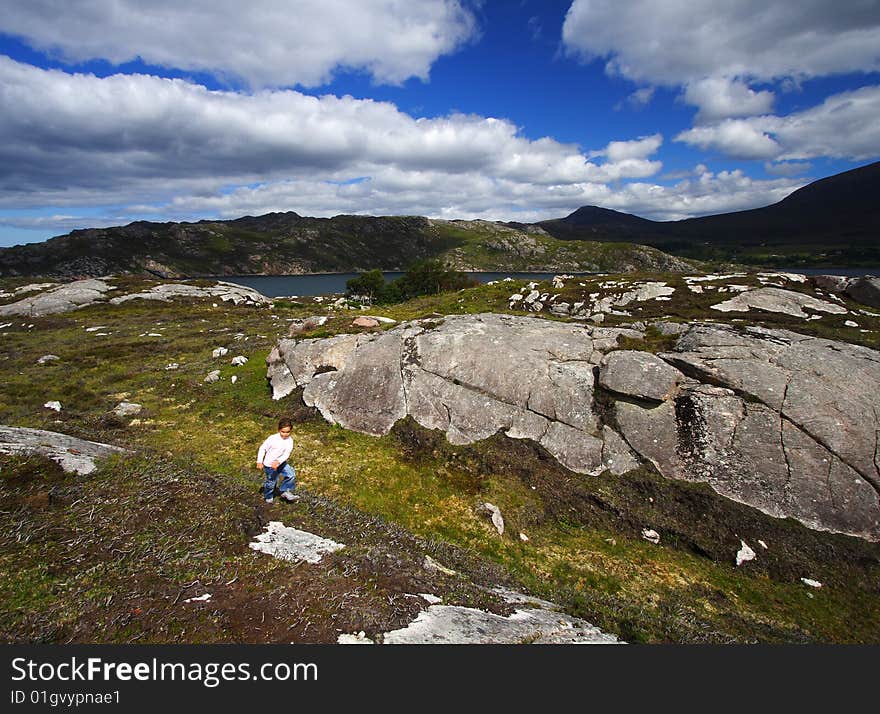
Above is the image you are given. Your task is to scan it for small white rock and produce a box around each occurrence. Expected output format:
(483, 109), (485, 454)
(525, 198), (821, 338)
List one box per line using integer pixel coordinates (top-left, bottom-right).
(212, 347), (229, 358)
(641, 528), (660, 544)
(801, 578), (822, 588)
(758, 540), (768, 549)
(204, 370), (221, 383)
(165, 362), (179, 370)
(735, 540), (756, 566)
(419, 593), (443, 604)
(519, 532), (529, 542)
(43, 400), (62, 412)
(231, 375), (238, 384)
(183, 593), (212, 603)
(844, 320), (859, 328)
(231, 355), (248, 366)
(37, 354), (60, 364)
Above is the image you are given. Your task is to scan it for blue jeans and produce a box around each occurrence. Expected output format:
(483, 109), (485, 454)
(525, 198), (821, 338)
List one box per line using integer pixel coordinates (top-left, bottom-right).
(263, 463), (296, 499)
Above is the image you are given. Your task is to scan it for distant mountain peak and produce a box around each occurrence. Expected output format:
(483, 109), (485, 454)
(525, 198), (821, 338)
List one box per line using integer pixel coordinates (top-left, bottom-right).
(560, 205), (654, 227)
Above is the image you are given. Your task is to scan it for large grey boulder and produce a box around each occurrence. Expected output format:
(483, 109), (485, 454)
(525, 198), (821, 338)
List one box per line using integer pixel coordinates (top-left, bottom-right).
(845, 276), (880, 308)
(0, 279), (113, 317)
(612, 323), (880, 540)
(0, 425), (128, 474)
(269, 314), (643, 475)
(269, 314), (880, 540)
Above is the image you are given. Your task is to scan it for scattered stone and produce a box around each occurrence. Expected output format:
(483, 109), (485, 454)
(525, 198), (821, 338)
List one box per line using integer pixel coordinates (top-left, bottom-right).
(212, 347), (229, 358)
(0, 425), (128, 475)
(479, 502), (505, 535)
(735, 540), (756, 566)
(641, 528), (661, 544)
(800, 578), (823, 588)
(352, 316), (380, 328)
(758, 540), (768, 549)
(165, 363), (179, 370)
(363, 316), (397, 324)
(652, 321), (687, 336)
(37, 354), (60, 364)
(204, 370), (221, 383)
(419, 594), (443, 605)
(113, 401), (142, 417)
(231, 355), (248, 366)
(423, 555), (457, 576)
(844, 320), (859, 328)
(231, 375), (238, 384)
(519, 532), (529, 542)
(337, 631), (374, 644)
(85, 326), (108, 332)
(43, 401), (62, 412)
(249, 521), (344, 563)
(288, 315), (329, 336)
(183, 593), (212, 604)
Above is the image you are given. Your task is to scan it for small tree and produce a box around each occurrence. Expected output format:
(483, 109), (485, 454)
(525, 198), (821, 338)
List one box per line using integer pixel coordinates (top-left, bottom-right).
(395, 259), (476, 299)
(345, 269), (386, 302)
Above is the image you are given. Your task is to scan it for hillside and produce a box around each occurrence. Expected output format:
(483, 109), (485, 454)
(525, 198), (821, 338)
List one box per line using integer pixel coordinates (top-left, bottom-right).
(0, 213), (699, 279)
(539, 161), (880, 266)
(1, 271), (879, 644)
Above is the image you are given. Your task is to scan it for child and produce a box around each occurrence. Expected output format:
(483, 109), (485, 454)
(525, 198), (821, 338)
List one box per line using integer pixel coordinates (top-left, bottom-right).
(256, 417), (298, 503)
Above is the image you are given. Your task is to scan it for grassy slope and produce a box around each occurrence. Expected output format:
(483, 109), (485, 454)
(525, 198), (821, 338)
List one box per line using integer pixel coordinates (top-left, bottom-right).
(1, 274), (879, 643)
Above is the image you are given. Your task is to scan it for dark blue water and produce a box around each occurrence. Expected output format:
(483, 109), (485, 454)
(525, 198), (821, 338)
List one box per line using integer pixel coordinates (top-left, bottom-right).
(218, 272), (594, 297)
(219, 268), (878, 298)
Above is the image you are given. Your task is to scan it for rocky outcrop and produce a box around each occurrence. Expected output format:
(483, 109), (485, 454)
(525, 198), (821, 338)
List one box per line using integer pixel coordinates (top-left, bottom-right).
(846, 276), (880, 308)
(0, 425), (128, 474)
(0, 279), (114, 317)
(710, 287), (847, 317)
(0, 277), (271, 316)
(269, 313), (880, 540)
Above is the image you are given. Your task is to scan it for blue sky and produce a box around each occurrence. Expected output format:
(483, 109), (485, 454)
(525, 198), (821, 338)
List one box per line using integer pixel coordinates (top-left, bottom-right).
(0, 0), (878, 247)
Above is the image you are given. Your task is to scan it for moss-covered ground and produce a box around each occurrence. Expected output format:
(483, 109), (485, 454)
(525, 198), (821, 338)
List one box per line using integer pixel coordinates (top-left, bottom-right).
(1, 274), (878, 643)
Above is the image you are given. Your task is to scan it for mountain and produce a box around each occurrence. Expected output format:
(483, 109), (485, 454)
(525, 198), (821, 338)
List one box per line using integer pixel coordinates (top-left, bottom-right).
(539, 161), (880, 266)
(0, 211), (698, 279)
(1, 161), (875, 278)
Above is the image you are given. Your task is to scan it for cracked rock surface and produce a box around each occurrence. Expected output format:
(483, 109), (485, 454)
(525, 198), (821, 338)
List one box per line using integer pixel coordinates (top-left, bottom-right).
(269, 313), (880, 540)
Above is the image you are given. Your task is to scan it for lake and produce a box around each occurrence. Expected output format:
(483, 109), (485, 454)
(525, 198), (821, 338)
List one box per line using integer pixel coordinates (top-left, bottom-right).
(217, 267), (879, 298)
(217, 271), (596, 297)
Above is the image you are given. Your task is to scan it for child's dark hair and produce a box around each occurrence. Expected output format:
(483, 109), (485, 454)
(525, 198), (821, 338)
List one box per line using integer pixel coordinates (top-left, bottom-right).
(278, 417), (293, 430)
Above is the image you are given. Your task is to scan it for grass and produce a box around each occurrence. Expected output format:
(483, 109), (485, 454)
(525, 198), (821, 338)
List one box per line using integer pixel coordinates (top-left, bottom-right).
(0, 273), (878, 643)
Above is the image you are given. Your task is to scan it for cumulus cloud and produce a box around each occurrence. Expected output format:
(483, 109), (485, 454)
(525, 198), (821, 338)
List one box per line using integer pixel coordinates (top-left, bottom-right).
(562, 0), (880, 86)
(0, 57), (663, 210)
(0, 0), (477, 88)
(683, 77), (775, 123)
(676, 86), (880, 161)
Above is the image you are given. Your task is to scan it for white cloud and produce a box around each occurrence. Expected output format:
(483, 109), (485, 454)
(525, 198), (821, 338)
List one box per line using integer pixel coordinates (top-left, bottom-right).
(598, 134), (663, 162)
(562, 0), (880, 86)
(676, 86), (880, 161)
(0, 57), (663, 210)
(683, 77), (775, 123)
(626, 87), (655, 109)
(0, 0), (477, 88)
(764, 161), (812, 177)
